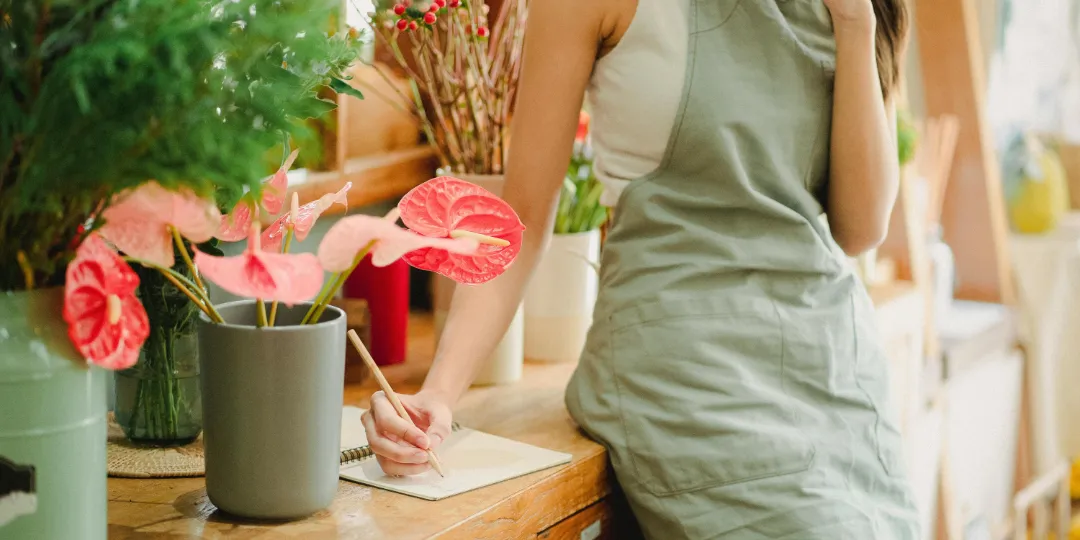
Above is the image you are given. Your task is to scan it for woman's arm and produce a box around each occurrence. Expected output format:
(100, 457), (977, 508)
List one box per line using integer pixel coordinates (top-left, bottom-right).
(824, 5), (900, 256)
(421, 0), (606, 405)
(361, 0), (611, 476)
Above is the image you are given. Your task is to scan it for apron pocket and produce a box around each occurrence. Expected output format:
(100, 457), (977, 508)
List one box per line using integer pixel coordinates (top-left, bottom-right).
(609, 295), (815, 497)
(851, 291), (907, 479)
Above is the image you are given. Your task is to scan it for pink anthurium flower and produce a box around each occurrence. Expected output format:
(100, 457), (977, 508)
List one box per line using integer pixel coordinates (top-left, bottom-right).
(195, 225), (324, 306)
(98, 182), (221, 268)
(396, 176), (525, 284)
(317, 213), (481, 272)
(261, 182), (352, 252)
(217, 149), (298, 242)
(64, 235), (150, 370)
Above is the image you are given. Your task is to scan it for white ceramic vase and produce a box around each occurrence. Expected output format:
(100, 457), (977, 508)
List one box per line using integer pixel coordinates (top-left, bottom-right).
(523, 230), (601, 363)
(927, 227), (955, 318)
(431, 172), (524, 385)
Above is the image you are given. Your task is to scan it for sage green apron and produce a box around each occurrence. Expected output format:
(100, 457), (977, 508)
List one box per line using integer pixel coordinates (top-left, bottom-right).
(565, 2), (920, 538)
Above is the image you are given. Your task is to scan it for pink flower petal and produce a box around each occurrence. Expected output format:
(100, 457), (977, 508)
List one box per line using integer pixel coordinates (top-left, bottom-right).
(395, 176), (525, 284)
(217, 199), (255, 242)
(99, 182), (221, 267)
(259, 251), (325, 305)
(92, 295), (150, 370)
(99, 220), (174, 268)
(261, 149), (299, 216)
(194, 250), (324, 306)
(403, 227), (523, 284)
(170, 194), (222, 244)
(397, 176), (487, 237)
(260, 183), (351, 252)
(64, 235), (148, 370)
(216, 150), (300, 242)
(317, 214), (478, 272)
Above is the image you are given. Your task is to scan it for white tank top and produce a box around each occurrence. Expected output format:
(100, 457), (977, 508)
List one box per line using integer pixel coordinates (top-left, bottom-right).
(586, 0), (690, 206)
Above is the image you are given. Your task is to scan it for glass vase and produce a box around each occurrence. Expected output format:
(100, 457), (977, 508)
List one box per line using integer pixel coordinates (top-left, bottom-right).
(113, 333), (202, 446)
(112, 263), (203, 447)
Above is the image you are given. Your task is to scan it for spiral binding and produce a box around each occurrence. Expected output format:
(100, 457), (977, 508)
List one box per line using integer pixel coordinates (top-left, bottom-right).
(340, 422), (463, 465)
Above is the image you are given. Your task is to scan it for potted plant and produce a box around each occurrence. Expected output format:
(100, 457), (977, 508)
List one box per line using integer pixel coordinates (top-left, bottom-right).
(89, 169), (521, 520)
(367, 0), (529, 383)
(0, 1), (362, 537)
(524, 111), (607, 363)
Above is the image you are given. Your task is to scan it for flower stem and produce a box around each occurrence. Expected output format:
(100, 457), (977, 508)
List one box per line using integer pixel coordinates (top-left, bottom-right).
(170, 227), (208, 294)
(300, 278), (335, 325)
(157, 269), (222, 323)
(303, 241), (375, 325)
(268, 226), (295, 327)
(256, 300), (268, 328)
(15, 250), (34, 290)
(126, 256), (224, 324)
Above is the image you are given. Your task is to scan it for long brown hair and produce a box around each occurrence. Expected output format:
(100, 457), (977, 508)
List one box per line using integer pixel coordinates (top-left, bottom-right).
(873, 0), (910, 100)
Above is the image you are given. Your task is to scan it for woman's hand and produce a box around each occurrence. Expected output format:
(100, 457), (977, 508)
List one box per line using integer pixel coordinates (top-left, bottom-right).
(822, 0), (876, 30)
(362, 390), (453, 476)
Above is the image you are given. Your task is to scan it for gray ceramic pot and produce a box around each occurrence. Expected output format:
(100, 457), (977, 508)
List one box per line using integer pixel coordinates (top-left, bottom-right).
(197, 300), (346, 520)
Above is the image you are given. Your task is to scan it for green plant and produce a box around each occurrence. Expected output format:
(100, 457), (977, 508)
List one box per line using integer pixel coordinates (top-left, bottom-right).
(554, 112), (607, 234)
(0, 0), (364, 291)
(897, 109), (918, 166)
(555, 149), (607, 234)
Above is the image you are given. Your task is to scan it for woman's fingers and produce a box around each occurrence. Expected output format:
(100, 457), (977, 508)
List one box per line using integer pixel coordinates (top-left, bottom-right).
(362, 409), (430, 465)
(376, 455), (432, 477)
(370, 391), (431, 449)
(424, 405), (452, 449)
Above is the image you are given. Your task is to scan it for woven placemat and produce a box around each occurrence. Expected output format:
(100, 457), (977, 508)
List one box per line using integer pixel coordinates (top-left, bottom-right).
(106, 413), (205, 478)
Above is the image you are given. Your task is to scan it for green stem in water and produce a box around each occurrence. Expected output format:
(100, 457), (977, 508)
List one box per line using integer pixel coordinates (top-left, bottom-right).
(268, 226), (295, 326)
(303, 240), (376, 325)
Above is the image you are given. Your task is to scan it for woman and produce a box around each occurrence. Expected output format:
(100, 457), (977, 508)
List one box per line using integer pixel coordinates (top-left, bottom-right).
(363, 0), (918, 537)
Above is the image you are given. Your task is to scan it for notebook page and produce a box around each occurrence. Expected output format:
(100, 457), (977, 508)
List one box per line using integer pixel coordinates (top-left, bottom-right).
(338, 407), (572, 501)
(341, 406), (367, 450)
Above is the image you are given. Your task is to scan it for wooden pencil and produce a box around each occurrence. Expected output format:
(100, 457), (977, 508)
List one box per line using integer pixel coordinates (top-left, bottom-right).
(346, 329), (446, 477)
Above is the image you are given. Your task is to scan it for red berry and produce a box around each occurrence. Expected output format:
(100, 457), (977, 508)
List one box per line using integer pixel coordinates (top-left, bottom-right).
(476, 26), (489, 37)
(396, 18), (408, 30)
(423, 12), (436, 24)
(428, 3), (439, 11)
(409, 20), (419, 30)
(434, 0), (446, 6)
(393, 3), (406, 14)
(448, 0), (460, 6)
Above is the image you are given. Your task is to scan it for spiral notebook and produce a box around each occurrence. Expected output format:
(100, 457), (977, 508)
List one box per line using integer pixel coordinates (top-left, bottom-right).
(339, 406), (572, 501)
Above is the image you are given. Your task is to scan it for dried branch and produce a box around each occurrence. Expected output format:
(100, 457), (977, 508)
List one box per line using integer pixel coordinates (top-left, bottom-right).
(366, 0), (526, 175)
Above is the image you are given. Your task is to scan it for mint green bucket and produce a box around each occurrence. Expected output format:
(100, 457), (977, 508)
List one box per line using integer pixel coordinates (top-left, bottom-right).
(0, 288), (107, 540)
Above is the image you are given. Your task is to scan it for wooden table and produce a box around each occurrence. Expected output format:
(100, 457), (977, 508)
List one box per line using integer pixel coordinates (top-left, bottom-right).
(107, 316), (635, 540)
(108, 284), (919, 539)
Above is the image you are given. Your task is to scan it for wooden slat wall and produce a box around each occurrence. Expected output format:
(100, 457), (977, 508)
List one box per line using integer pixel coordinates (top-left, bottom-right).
(911, 0), (1015, 305)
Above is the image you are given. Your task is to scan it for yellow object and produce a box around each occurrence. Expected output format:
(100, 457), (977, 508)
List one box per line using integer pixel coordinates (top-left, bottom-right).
(1071, 456), (1080, 498)
(1010, 139), (1071, 234)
